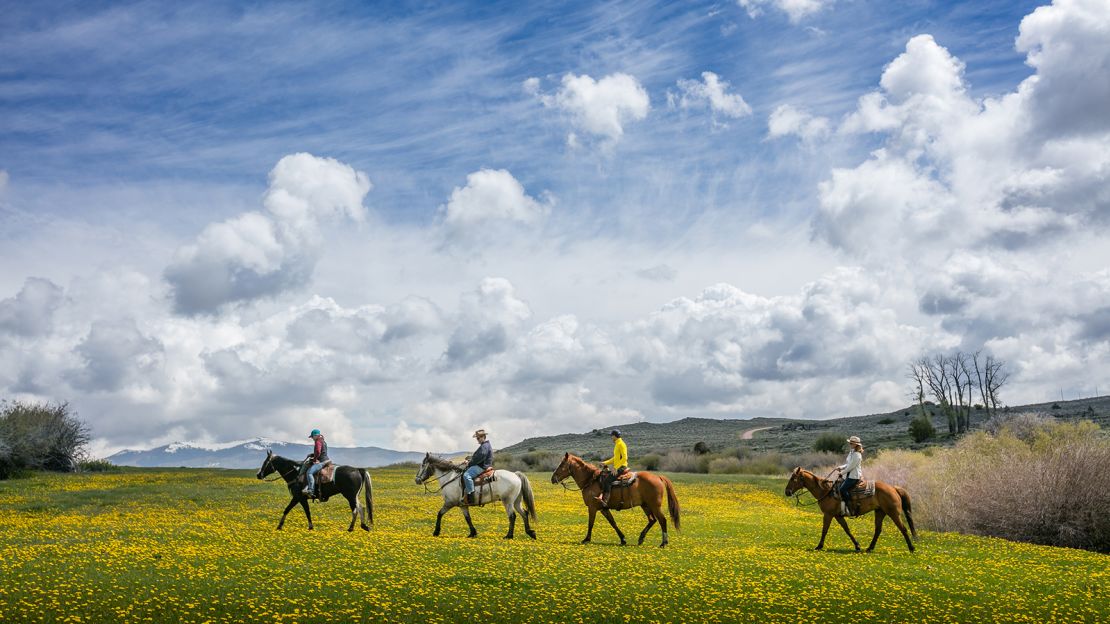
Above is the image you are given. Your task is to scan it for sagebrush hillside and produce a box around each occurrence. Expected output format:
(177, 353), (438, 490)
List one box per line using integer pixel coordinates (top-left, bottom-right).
(502, 396), (1110, 457)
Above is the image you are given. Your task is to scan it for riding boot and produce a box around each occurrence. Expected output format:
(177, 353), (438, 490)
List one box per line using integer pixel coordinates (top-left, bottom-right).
(600, 492), (610, 508)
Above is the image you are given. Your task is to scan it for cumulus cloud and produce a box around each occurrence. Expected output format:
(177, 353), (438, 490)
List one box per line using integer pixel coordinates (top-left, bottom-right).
(439, 169), (552, 241)
(164, 153), (371, 315)
(441, 278), (532, 370)
(821, 2), (1110, 261)
(0, 277), (65, 338)
(768, 104), (830, 141)
(67, 319), (164, 393)
(672, 71), (752, 121)
(738, 0), (832, 23)
(528, 73), (650, 145)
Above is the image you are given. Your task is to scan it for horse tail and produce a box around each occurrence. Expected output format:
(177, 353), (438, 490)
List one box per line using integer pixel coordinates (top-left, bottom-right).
(516, 471), (537, 521)
(360, 468), (374, 526)
(661, 475), (681, 531)
(897, 486), (915, 539)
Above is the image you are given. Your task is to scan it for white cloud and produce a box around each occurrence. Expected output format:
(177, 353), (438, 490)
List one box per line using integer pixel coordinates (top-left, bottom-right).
(529, 72), (650, 145)
(0, 277), (65, 338)
(673, 71), (752, 120)
(164, 153), (371, 315)
(738, 0), (832, 23)
(768, 104), (830, 141)
(441, 277), (532, 370)
(439, 169), (552, 240)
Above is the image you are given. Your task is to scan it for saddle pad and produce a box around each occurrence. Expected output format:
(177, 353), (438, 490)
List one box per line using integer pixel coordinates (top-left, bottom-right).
(612, 472), (637, 487)
(848, 480), (875, 499)
(319, 462), (336, 485)
(475, 469), (497, 486)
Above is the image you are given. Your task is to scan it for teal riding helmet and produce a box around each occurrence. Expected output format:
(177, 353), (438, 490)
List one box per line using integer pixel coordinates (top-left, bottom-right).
(309, 429), (321, 437)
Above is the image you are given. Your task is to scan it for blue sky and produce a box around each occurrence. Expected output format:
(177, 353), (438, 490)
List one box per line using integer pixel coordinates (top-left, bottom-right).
(2, 0), (1108, 454)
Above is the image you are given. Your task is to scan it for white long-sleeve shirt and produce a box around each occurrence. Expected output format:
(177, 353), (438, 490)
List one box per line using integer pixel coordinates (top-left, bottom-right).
(839, 450), (863, 480)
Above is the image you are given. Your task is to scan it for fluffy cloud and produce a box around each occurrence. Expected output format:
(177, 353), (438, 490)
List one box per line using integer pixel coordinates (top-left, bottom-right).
(672, 71), (752, 121)
(738, 0), (832, 23)
(0, 277), (65, 338)
(67, 319), (164, 393)
(439, 169), (552, 241)
(528, 73), (650, 145)
(768, 104), (830, 141)
(165, 153), (371, 315)
(441, 278), (532, 370)
(822, 1), (1110, 260)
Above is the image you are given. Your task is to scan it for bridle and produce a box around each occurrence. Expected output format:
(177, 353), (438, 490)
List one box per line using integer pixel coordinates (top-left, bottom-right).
(417, 461), (465, 494)
(552, 459), (598, 492)
(788, 468), (839, 507)
(260, 454), (299, 483)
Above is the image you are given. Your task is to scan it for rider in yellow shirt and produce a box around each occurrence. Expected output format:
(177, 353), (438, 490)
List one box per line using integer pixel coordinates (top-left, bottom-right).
(597, 430), (628, 508)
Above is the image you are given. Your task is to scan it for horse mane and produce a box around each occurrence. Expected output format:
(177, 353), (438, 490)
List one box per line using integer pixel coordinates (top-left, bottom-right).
(568, 454), (601, 476)
(426, 454), (463, 472)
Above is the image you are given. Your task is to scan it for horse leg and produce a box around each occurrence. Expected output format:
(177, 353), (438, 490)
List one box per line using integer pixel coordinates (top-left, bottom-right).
(503, 497), (516, 539)
(582, 507), (597, 544)
(300, 498), (313, 531)
(835, 516), (861, 551)
(514, 496), (536, 539)
(599, 508), (627, 545)
(637, 510), (657, 546)
(462, 507), (478, 538)
(866, 509), (885, 552)
(347, 494), (358, 532)
(433, 503), (449, 537)
(815, 513), (832, 550)
(889, 509), (915, 552)
(277, 497), (298, 530)
(654, 504), (669, 548)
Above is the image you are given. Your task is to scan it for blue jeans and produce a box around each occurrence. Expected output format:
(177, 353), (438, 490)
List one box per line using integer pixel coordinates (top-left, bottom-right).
(462, 465), (484, 495)
(839, 478), (860, 510)
(304, 462), (325, 492)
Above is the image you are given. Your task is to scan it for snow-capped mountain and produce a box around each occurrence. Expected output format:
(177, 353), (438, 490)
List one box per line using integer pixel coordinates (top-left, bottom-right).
(108, 438), (424, 469)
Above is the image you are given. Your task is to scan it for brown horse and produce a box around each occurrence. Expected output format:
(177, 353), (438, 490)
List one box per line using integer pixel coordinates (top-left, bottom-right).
(784, 467), (916, 552)
(550, 453), (680, 547)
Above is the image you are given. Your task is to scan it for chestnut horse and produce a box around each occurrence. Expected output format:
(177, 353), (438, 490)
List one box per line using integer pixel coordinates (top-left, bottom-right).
(550, 453), (680, 548)
(784, 467), (916, 552)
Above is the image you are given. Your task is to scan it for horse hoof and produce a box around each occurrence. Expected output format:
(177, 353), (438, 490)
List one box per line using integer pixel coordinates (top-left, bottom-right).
(620, 541), (627, 546)
(659, 543), (667, 548)
(362, 525), (370, 532)
(503, 535), (513, 540)
(814, 546), (824, 551)
(866, 548), (874, 553)
(581, 539), (591, 545)
(467, 533), (478, 539)
(527, 531), (537, 540)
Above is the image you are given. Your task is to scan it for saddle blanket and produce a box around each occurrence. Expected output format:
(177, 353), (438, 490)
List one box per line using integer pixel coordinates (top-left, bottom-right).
(836, 480), (875, 500)
(611, 471), (637, 487)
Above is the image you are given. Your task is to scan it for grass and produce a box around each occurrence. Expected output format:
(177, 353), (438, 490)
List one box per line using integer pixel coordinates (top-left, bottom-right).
(1, 467), (1107, 623)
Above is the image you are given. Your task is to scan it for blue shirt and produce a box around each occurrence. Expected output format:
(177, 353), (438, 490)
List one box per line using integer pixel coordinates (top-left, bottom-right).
(469, 440), (493, 470)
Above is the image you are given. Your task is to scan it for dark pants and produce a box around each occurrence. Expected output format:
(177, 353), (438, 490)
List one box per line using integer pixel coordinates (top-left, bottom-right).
(839, 478), (860, 511)
(602, 466), (628, 494)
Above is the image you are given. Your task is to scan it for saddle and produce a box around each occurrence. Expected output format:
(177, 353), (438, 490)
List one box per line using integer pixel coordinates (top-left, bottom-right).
(474, 467), (496, 486)
(319, 461), (336, 485)
(611, 471), (637, 488)
(834, 479), (875, 500)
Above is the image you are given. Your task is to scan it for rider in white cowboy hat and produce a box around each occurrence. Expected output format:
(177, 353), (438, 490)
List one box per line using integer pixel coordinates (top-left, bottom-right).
(462, 429), (493, 505)
(836, 436), (864, 516)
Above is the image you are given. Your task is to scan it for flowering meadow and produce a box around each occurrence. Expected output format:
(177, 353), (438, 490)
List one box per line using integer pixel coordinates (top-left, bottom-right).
(1, 467), (1106, 623)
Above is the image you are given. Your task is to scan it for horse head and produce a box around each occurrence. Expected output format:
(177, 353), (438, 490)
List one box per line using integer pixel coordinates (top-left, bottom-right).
(256, 449), (275, 480)
(784, 467), (806, 496)
(550, 452), (572, 484)
(414, 453), (433, 485)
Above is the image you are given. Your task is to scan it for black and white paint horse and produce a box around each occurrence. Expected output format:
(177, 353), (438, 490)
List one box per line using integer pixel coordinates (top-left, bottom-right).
(257, 449), (373, 532)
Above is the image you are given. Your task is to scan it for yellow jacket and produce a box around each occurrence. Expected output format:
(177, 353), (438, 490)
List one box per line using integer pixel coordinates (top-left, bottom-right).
(603, 438), (628, 470)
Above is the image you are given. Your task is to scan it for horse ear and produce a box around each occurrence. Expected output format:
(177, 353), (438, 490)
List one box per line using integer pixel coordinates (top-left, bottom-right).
(267, 449), (272, 456)
(564, 452), (569, 459)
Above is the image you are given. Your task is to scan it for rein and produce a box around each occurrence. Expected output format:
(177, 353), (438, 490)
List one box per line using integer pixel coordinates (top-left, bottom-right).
(262, 457), (301, 482)
(791, 469), (839, 507)
(554, 461), (600, 492)
(421, 467), (464, 494)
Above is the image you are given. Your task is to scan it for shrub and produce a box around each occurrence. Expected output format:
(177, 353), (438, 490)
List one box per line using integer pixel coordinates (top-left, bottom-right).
(693, 441), (711, 455)
(908, 413), (936, 442)
(812, 433), (844, 454)
(639, 453), (662, 471)
(79, 458), (118, 472)
(0, 400), (90, 479)
(868, 419), (1110, 553)
(660, 451), (709, 473)
(877, 417), (896, 425)
(708, 457), (743, 474)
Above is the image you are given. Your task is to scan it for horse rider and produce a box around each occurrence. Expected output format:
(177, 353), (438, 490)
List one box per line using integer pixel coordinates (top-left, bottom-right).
(462, 429), (493, 505)
(836, 435), (864, 516)
(302, 428), (329, 496)
(596, 429), (628, 508)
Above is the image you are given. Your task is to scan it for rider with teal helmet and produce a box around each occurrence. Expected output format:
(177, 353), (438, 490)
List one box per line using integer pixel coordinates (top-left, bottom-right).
(302, 429), (329, 496)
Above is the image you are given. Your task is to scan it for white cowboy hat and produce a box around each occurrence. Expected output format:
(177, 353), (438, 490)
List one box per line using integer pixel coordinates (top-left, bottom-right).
(847, 435), (862, 445)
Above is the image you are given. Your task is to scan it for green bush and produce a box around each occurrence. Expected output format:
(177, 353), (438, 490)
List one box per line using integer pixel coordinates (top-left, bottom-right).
(707, 457), (743, 474)
(639, 453), (662, 471)
(909, 413), (936, 442)
(79, 458), (118, 472)
(812, 433), (844, 453)
(877, 417), (896, 425)
(0, 400), (90, 479)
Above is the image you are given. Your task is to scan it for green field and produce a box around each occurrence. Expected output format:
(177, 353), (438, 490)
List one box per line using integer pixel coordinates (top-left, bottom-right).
(1, 467), (1106, 623)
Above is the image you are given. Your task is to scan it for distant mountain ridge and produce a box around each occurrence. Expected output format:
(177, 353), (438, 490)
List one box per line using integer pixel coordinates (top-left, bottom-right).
(108, 438), (424, 469)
